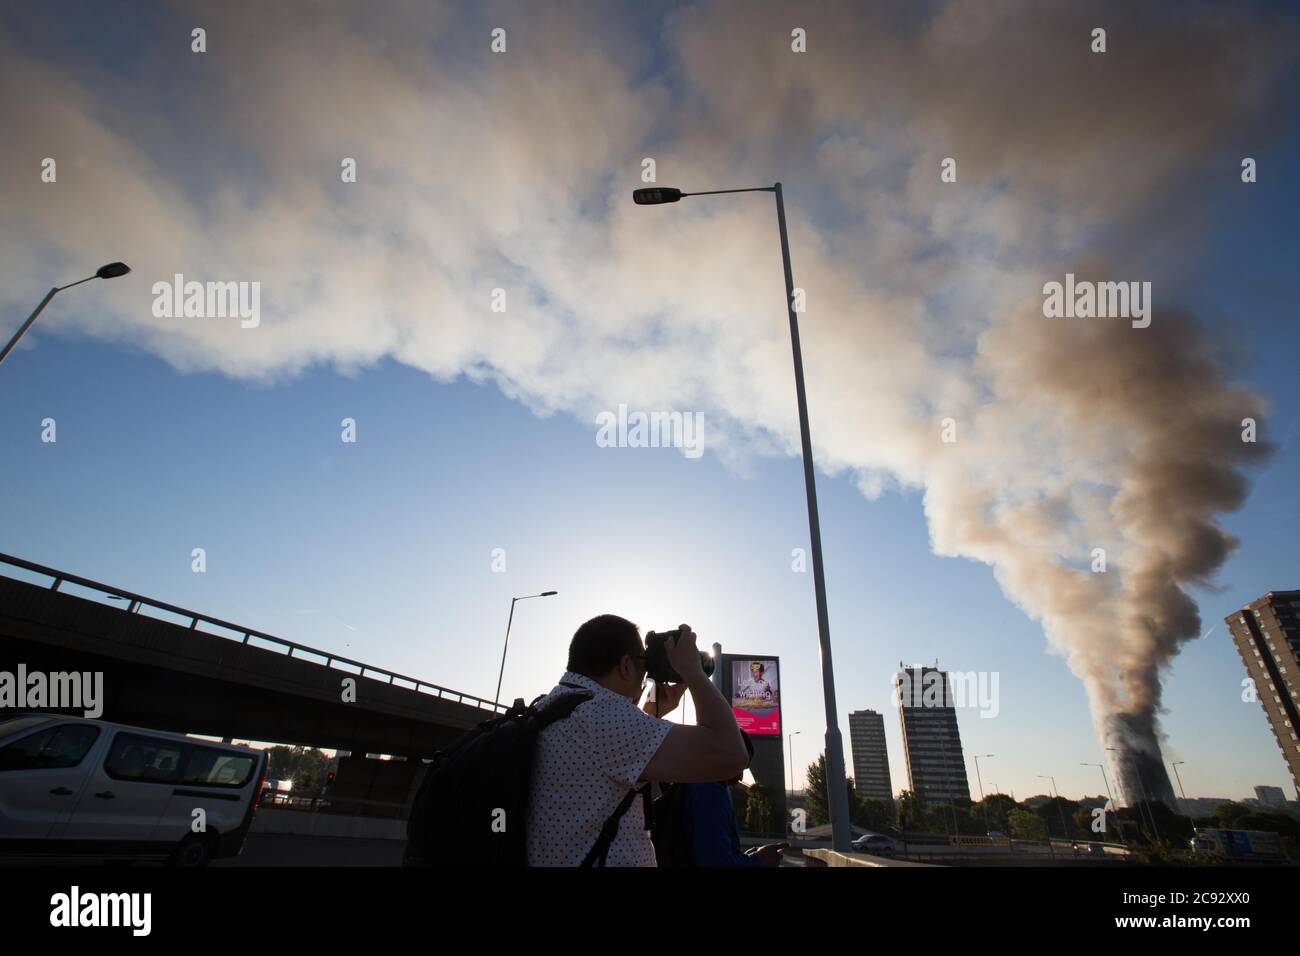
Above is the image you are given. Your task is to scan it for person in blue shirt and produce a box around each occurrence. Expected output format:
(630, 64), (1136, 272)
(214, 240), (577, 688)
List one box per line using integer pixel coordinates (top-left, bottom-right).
(680, 731), (788, 867)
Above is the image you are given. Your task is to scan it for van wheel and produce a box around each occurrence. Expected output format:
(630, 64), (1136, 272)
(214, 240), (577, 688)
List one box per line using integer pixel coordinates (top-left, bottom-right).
(168, 833), (216, 868)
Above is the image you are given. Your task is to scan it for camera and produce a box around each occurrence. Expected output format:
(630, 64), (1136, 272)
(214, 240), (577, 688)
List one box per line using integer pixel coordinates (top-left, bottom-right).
(644, 629), (716, 684)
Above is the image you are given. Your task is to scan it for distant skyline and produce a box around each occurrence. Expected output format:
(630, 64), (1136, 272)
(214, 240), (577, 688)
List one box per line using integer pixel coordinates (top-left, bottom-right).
(2, 1), (1298, 803)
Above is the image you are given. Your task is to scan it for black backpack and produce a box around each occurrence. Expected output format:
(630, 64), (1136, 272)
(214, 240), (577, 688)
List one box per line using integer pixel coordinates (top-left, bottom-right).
(403, 684), (649, 867)
(650, 782), (696, 866)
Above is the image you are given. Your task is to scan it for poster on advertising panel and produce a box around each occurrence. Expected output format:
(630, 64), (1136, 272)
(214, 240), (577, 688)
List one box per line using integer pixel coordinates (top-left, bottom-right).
(731, 659), (780, 735)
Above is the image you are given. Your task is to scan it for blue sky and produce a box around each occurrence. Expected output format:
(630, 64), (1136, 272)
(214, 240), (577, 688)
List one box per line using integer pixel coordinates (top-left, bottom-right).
(1, 1), (1298, 803)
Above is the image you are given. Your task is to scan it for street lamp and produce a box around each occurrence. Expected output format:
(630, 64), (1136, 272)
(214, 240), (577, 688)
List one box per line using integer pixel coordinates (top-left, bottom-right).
(785, 728), (795, 806)
(780, 733), (800, 837)
(1, 262), (131, 367)
(973, 754), (994, 834)
(493, 591), (557, 708)
(1037, 774), (1072, 849)
(634, 182), (852, 852)
(1081, 761), (1124, 844)
(1171, 761), (1187, 804)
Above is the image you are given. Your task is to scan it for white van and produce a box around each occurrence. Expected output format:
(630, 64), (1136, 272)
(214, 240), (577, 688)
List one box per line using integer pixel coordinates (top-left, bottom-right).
(0, 713), (268, 866)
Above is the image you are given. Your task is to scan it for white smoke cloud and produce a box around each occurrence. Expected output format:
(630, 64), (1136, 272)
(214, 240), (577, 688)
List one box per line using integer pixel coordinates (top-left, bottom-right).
(1, 0), (1292, 799)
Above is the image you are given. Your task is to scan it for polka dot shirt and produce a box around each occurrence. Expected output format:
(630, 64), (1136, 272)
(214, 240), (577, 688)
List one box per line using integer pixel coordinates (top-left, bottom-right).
(526, 671), (672, 866)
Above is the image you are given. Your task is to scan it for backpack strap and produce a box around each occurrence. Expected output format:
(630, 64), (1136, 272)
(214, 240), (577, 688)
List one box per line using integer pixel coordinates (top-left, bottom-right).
(534, 688), (593, 729)
(581, 783), (652, 867)
(549, 680), (648, 867)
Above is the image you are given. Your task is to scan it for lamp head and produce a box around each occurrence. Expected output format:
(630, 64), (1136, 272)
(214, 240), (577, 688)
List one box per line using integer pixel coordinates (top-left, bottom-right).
(96, 262), (131, 279)
(632, 187), (683, 205)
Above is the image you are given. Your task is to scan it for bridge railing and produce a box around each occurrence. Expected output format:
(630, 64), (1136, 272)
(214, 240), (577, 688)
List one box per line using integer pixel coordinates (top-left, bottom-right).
(0, 552), (508, 714)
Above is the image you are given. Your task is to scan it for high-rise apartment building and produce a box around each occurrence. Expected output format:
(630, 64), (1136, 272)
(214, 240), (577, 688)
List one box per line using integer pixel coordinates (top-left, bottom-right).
(895, 665), (971, 803)
(1226, 591), (1300, 796)
(849, 709), (893, 801)
(1254, 785), (1286, 807)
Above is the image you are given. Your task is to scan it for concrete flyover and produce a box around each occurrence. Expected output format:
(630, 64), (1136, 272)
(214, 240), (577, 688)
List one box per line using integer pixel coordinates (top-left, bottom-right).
(0, 553), (505, 762)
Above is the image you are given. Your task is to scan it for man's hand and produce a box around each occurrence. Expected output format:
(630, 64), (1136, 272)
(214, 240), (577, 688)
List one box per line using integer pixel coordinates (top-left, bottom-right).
(751, 843), (788, 867)
(665, 624), (706, 683)
(644, 680), (688, 718)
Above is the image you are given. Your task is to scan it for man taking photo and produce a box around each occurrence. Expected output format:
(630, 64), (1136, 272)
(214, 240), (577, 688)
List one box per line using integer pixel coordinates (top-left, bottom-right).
(526, 615), (748, 866)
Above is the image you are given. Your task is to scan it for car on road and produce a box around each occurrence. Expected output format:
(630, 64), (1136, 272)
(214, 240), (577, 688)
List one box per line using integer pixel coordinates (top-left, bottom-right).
(851, 833), (898, 856)
(0, 713), (268, 866)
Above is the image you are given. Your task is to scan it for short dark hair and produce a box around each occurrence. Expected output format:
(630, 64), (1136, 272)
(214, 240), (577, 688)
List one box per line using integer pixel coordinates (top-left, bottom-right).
(568, 614), (642, 679)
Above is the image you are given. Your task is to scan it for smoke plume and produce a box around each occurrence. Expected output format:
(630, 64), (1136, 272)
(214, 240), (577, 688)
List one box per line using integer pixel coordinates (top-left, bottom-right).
(0, 1), (1292, 792)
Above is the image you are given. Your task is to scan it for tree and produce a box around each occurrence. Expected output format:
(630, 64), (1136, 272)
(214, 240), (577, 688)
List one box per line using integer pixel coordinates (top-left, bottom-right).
(1074, 805), (1097, 837)
(845, 778), (894, 830)
(857, 798), (895, 832)
(896, 790), (926, 832)
(805, 752), (862, 829)
(951, 800), (983, 835)
(1034, 796), (1082, 839)
(266, 745), (332, 794)
(1236, 811), (1299, 840)
(981, 794), (1017, 834)
(745, 784), (780, 836)
(805, 754), (830, 826)
(1008, 807), (1048, 841)
(1147, 803), (1195, 844)
(846, 777), (867, 827)
(925, 803), (956, 835)
(731, 782), (750, 829)
(1211, 802), (1250, 829)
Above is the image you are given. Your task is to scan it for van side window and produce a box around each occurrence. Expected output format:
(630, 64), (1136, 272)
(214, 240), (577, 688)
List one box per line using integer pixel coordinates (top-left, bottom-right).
(105, 733), (185, 784)
(181, 747), (255, 788)
(0, 724), (100, 771)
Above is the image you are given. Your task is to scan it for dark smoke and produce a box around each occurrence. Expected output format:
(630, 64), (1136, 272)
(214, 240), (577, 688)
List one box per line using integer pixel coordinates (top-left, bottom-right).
(1105, 713), (1177, 809)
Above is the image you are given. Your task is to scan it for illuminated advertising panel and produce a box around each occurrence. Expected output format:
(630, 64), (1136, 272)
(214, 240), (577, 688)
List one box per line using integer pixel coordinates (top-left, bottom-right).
(730, 659), (780, 735)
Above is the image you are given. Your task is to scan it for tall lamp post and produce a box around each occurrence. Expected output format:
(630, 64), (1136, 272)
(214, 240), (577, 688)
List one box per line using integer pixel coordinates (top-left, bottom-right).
(973, 754), (994, 834)
(633, 183), (852, 852)
(1038, 774), (1072, 849)
(1171, 760), (1188, 804)
(493, 591), (557, 708)
(1081, 761), (1124, 844)
(1, 262), (132, 367)
(787, 729), (801, 834)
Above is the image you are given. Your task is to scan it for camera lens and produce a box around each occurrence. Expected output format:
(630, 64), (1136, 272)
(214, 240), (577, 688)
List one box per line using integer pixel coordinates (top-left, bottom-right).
(645, 630), (715, 684)
(699, 652), (715, 678)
